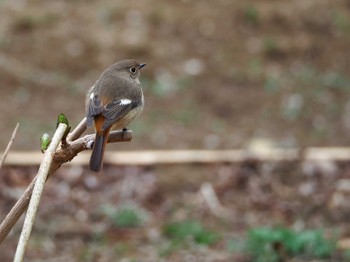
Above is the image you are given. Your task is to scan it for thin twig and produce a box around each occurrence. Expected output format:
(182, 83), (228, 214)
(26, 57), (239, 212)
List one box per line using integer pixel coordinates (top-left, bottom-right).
(0, 128), (132, 245)
(0, 123), (19, 169)
(14, 123), (67, 262)
(67, 117), (87, 142)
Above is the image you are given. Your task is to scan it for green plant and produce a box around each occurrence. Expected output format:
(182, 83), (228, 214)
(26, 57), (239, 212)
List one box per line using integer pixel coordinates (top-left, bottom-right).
(112, 208), (142, 228)
(100, 204), (147, 228)
(160, 220), (219, 256)
(164, 220), (219, 245)
(246, 227), (336, 262)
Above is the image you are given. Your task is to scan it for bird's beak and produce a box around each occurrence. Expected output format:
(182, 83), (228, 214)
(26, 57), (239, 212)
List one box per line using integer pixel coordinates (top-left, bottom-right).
(139, 63), (146, 69)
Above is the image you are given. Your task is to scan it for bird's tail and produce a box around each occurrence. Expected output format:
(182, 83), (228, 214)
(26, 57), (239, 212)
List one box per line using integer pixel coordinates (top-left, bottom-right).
(89, 129), (109, 172)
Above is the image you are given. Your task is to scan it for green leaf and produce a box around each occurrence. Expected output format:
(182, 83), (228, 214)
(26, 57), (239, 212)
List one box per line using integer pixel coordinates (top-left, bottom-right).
(40, 133), (50, 153)
(56, 113), (69, 128)
(56, 113), (71, 140)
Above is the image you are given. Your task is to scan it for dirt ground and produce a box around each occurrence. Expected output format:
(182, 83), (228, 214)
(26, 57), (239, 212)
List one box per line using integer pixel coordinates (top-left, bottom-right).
(1, 0), (350, 261)
(2, 161), (350, 261)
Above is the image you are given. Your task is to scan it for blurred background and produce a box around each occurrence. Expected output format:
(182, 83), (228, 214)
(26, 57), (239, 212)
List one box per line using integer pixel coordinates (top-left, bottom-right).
(1, 0), (350, 261)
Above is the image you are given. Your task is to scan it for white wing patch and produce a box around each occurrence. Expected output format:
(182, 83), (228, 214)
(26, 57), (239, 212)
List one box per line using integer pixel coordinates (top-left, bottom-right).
(120, 99), (132, 105)
(89, 92), (95, 100)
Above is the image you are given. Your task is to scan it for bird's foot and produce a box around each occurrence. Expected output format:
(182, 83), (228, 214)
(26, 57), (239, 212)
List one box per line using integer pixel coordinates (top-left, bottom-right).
(122, 128), (128, 139)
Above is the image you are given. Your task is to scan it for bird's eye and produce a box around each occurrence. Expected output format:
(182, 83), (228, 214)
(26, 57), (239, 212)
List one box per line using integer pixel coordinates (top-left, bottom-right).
(130, 67), (137, 74)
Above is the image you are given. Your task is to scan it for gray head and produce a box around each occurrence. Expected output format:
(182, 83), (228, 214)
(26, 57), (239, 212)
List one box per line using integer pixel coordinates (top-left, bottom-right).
(109, 59), (146, 80)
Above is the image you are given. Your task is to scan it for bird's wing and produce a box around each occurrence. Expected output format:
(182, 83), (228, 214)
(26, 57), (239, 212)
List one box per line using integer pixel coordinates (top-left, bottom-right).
(101, 99), (137, 131)
(86, 93), (104, 128)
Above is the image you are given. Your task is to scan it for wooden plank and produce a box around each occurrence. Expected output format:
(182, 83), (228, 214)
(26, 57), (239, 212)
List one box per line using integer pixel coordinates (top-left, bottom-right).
(3, 148), (350, 166)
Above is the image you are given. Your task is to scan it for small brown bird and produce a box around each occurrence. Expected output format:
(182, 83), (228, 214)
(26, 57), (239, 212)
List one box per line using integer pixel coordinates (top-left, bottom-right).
(86, 59), (146, 172)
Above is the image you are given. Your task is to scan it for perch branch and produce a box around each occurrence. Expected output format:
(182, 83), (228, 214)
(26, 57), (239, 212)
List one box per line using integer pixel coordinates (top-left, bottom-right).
(67, 117), (87, 142)
(0, 123), (19, 169)
(14, 123), (67, 262)
(0, 125), (132, 245)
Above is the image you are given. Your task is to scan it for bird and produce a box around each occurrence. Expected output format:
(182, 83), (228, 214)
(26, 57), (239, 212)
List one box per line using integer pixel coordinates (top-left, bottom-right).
(86, 59), (146, 172)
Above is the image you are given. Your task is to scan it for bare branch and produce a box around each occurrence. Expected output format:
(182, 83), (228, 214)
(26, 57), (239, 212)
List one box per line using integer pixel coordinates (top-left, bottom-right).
(0, 124), (132, 245)
(67, 117), (87, 142)
(0, 123), (20, 169)
(14, 123), (67, 262)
